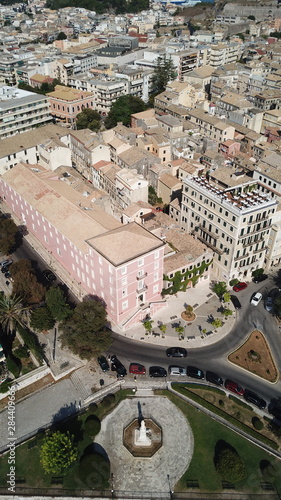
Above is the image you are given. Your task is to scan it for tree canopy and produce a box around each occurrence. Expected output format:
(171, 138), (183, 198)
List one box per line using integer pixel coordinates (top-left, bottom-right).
(150, 55), (177, 98)
(10, 260), (45, 305)
(104, 95), (147, 129)
(60, 298), (112, 359)
(0, 294), (30, 336)
(45, 286), (71, 322)
(76, 108), (101, 132)
(212, 281), (227, 299)
(30, 306), (55, 332)
(215, 443), (247, 483)
(0, 215), (20, 255)
(40, 431), (78, 474)
(45, 0), (148, 14)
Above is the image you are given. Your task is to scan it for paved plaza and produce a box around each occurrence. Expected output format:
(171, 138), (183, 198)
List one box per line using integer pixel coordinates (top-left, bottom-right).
(95, 395), (194, 493)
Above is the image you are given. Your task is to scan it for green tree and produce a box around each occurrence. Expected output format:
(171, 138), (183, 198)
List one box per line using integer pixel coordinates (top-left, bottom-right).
(76, 108), (101, 131)
(0, 294), (30, 335)
(211, 318), (223, 329)
(215, 445), (247, 482)
(175, 325), (184, 337)
(60, 298), (111, 359)
(252, 268), (264, 277)
(40, 431), (78, 474)
(248, 15), (255, 20)
(159, 324), (166, 335)
(104, 95), (146, 129)
(0, 215), (19, 255)
(45, 286), (71, 322)
(221, 308), (232, 318)
(6, 355), (21, 378)
(148, 185), (162, 206)
(10, 260), (45, 305)
(223, 292), (231, 304)
(57, 31), (67, 40)
(142, 319), (154, 335)
(30, 306), (55, 332)
(274, 296), (281, 318)
(150, 55), (177, 97)
(212, 281), (227, 299)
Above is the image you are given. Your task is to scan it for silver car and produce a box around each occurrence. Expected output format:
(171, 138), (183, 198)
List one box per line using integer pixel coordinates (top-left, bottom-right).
(169, 365), (187, 376)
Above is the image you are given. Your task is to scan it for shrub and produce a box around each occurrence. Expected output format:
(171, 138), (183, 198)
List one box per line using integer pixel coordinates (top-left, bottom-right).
(219, 399), (224, 407)
(78, 453), (110, 488)
(229, 278), (239, 286)
(88, 402), (98, 414)
(17, 324), (44, 362)
(252, 417), (263, 430)
(214, 442), (247, 482)
(102, 393), (115, 407)
(260, 460), (277, 480)
(14, 344), (29, 359)
(84, 416), (101, 437)
(6, 355), (21, 378)
(0, 378), (13, 393)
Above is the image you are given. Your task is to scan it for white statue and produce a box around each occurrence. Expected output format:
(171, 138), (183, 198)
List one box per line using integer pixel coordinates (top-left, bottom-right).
(134, 419), (151, 447)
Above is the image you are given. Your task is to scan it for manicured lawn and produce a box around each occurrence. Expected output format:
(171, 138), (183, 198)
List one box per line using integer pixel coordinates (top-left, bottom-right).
(157, 390), (281, 494)
(0, 389), (133, 491)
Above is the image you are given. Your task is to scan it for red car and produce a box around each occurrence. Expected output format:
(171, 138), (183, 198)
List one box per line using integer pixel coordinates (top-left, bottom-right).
(129, 363), (146, 375)
(225, 379), (244, 396)
(233, 282), (247, 292)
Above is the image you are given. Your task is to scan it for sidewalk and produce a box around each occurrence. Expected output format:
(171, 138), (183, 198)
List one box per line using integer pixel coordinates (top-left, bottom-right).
(113, 280), (237, 348)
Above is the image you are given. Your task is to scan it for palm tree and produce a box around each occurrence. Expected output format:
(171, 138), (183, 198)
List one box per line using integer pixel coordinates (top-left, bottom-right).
(0, 294), (30, 335)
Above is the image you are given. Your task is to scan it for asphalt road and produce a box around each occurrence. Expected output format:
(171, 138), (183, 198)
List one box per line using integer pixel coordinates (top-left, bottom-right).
(11, 239), (281, 409)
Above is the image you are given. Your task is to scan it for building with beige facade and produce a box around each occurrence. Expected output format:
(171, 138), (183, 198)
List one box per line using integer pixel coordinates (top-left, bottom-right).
(180, 171), (277, 281)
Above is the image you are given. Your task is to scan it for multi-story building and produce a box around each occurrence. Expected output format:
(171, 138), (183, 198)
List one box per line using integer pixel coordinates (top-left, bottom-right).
(0, 162), (166, 329)
(0, 53), (32, 86)
(180, 172), (277, 281)
(0, 86), (52, 139)
(46, 85), (94, 125)
(69, 129), (110, 178)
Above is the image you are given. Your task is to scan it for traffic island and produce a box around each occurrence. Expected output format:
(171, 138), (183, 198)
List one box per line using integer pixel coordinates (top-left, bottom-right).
(228, 330), (279, 383)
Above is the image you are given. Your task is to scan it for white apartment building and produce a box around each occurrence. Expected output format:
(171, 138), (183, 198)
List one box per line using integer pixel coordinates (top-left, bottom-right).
(180, 173), (277, 282)
(208, 43), (242, 68)
(0, 86), (52, 139)
(115, 168), (148, 209)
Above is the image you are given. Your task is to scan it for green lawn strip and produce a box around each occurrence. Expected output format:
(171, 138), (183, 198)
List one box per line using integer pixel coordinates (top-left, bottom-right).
(0, 389), (133, 490)
(229, 395), (253, 411)
(156, 390), (281, 493)
(172, 384), (278, 450)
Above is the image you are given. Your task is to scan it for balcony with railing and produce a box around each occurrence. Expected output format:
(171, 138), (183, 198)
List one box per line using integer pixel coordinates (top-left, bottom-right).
(136, 272), (147, 280)
(136, 284), (148, 294)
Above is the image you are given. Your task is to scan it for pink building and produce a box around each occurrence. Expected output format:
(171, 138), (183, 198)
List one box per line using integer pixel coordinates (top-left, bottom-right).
(0, 163), (166, 329)
(219, 139), (241, 159)
(47, 85), (94, 125)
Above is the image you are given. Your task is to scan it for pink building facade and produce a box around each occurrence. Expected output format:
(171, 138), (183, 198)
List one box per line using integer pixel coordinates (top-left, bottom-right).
(0, 164), (166, 329)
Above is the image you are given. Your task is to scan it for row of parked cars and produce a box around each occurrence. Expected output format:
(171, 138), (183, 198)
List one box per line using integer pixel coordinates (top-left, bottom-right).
(231, 275), (276, 312)
(98, 350), (281, 417)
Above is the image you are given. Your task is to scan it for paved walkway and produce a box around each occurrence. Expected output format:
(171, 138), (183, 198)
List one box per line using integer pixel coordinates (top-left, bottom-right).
(95, 396), (194, 493)
(113, 281), (237, 348)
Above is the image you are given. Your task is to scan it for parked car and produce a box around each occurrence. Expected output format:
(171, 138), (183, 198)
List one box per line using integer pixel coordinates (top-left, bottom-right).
(169, 365), (187, 376)
(111, 355), (127, 377)
(0, 259), (13, 268)
(206, 371), (223, 386)
(265, 296), (273, 312)
(230, 295), (241, 310)
(186, 366), (204, 380)
(243, 389), (266, 410)
(42, 269), (56, 282)
(252, 274), (268, 284)
(225, 379), (244, 396)
(149, 366), (167, 378)
(233, 282), (247, 292)
(98, 356), (109, 372)
(129, 363), (146, 375)
(269, 402), (281, 421)
(251, 292), (262, 306)
(166, 347), (187, 358)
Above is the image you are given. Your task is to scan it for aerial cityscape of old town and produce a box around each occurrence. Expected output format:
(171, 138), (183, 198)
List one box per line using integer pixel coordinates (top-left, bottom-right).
(0, 0), (281, 497)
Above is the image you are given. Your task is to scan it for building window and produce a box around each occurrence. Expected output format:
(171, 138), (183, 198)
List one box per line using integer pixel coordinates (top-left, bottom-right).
(153, 284), (159, 294)
(122, 300), (128, 310)
(44, 235), (49, 243)
(57, 248), (62, 256)
(138, 258), (144, 267)
(121, 266), (127, 275)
